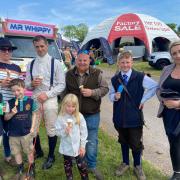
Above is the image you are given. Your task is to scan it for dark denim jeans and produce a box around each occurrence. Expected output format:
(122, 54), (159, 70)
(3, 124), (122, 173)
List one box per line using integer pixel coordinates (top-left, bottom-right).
(84, 112), (100, 169)
(3, 122), (11, 158)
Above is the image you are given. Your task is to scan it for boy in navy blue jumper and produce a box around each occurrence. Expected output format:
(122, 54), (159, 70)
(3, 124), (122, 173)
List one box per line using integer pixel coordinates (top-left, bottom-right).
(109, 50), (157, 180)
(4, 79), (38, 178)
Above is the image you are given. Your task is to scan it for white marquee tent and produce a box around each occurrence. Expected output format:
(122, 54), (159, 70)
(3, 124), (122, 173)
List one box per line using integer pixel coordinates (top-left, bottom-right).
(82, 13), (179, 54)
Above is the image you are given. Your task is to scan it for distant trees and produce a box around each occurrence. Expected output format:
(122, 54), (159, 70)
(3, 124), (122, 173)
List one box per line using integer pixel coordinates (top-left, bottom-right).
(62, 23), (88, 42)
(166, 23), (180, 36)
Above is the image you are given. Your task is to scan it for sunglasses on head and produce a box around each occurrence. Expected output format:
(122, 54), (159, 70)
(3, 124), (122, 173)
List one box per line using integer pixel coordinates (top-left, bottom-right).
(78, 50), (89, 55)
(0, 47), (13, 53)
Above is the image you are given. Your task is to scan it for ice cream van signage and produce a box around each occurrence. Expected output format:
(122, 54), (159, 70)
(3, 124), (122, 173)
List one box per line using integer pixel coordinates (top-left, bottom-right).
(4, 19), (55, 38)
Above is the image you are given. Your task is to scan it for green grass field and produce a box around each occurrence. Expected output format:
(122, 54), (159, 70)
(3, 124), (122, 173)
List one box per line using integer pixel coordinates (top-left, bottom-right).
(0, 126), (168, 180)
(99, 61), (161, 77)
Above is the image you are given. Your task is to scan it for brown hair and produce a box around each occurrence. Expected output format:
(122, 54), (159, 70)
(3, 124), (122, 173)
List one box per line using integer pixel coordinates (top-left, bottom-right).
(117, 50), (133, 61)
(33, 35), (48, 45)
(10, 79), (25, 88)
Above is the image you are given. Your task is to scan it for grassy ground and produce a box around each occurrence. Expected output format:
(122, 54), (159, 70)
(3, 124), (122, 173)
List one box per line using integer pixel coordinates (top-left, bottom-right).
(99, 61), (161, 77)
(0, 126), (168, 180)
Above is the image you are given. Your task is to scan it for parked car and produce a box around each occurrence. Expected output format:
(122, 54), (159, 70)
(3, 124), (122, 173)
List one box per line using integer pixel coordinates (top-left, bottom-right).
(148, 51), (172, 70)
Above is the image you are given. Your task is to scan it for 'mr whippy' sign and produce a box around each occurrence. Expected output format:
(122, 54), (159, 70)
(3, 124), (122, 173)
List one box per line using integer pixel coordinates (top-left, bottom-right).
(3, 19), (56, 38)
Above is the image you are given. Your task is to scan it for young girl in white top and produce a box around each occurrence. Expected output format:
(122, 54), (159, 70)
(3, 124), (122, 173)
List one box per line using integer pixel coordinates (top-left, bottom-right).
(55, 93), (88, 180)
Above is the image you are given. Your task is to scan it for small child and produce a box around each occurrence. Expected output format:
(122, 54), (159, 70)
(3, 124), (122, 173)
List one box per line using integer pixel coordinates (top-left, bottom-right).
(55, 93), (89, 180)
(4, 79), (38, 179)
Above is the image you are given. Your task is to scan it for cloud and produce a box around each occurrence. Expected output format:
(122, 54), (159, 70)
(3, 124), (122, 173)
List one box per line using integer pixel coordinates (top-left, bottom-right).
(71, 0), (103, 12)
(50, 9), (85, 25)
(17, 3), (40, 19)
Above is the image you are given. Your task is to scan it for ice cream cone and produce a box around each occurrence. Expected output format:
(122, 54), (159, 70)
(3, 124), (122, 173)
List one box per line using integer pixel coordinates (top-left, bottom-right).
(38, 75), (43, 80)
(79, 85), (84, 90)
(67, 119), (73, 128)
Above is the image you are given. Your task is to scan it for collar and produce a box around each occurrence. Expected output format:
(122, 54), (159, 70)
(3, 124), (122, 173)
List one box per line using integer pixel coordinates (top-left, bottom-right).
(36, 53), (50, 63)
(74, 67), (90, 76)
(121, 69), (132, 78)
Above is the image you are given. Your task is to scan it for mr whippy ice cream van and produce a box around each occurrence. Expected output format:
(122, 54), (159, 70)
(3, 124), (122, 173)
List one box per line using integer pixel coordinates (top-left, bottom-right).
(0, 18), (66, 73)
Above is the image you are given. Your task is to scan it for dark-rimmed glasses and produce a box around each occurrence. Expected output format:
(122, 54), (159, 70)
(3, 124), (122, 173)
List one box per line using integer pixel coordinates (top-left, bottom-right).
(0, 48), (13, 53)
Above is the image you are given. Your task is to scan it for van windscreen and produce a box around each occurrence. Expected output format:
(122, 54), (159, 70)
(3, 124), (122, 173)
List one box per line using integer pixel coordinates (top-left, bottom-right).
(6, 36), (61, 59)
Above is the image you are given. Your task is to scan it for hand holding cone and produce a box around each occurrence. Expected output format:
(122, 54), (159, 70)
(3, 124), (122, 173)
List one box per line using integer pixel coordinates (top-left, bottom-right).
(15, 98), (18, 107)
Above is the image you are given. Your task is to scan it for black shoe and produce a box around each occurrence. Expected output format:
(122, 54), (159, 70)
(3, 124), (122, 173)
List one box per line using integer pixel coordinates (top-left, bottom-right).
(170, 172), (180, 180)
(42, 156), (55, 170)
(35, 151), (44, 159)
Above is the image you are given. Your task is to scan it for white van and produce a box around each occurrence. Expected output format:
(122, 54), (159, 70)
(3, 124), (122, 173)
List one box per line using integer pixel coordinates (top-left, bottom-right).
(0, 18), (66, 74)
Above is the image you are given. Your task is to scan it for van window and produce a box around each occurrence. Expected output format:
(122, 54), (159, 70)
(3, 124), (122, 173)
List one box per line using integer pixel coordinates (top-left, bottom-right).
(6, 36), (61, 59)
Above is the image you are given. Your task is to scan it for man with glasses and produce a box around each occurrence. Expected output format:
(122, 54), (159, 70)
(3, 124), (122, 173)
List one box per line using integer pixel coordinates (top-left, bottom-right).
(0, 37), (21, 177)
(65, 50), (109, 180)
(25, 35), (66, 170)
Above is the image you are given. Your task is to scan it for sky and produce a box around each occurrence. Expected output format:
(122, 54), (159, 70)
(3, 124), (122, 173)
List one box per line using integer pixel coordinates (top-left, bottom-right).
(0, 0), (180, 31)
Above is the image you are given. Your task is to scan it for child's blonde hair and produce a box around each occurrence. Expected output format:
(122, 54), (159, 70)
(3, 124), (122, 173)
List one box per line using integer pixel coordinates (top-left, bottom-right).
(60, 94), (80, 125)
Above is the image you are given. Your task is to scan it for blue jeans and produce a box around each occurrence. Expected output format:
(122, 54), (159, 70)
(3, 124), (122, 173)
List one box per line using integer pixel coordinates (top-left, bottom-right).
(84, 112), (100, 169)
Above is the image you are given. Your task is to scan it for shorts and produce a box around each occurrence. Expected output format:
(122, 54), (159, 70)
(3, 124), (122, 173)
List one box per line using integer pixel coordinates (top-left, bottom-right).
(117, 127), (144, 152)
(9, 133), (34, 155)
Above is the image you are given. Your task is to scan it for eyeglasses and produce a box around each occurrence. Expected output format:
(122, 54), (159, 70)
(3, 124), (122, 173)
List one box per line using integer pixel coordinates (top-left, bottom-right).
(0, 48), (13, 53)
(78, 49), (89, 55)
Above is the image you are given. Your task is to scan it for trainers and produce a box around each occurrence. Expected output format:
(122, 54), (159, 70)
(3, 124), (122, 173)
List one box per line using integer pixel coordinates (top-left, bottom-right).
(88, 168), (104, 180)
(170, 172), (180, 180)
(134, 165), (146, 180)
(115, 162), (129, 176)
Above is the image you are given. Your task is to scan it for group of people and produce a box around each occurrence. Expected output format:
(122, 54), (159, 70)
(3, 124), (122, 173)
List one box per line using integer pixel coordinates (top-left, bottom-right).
(0, 35), (179, 180)
(62, 46), (77, 70)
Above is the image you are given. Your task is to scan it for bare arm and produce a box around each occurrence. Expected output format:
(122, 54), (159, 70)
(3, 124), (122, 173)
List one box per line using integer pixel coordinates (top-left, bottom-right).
(4, 106), (17, 120)
(30, 112), (37, 134)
